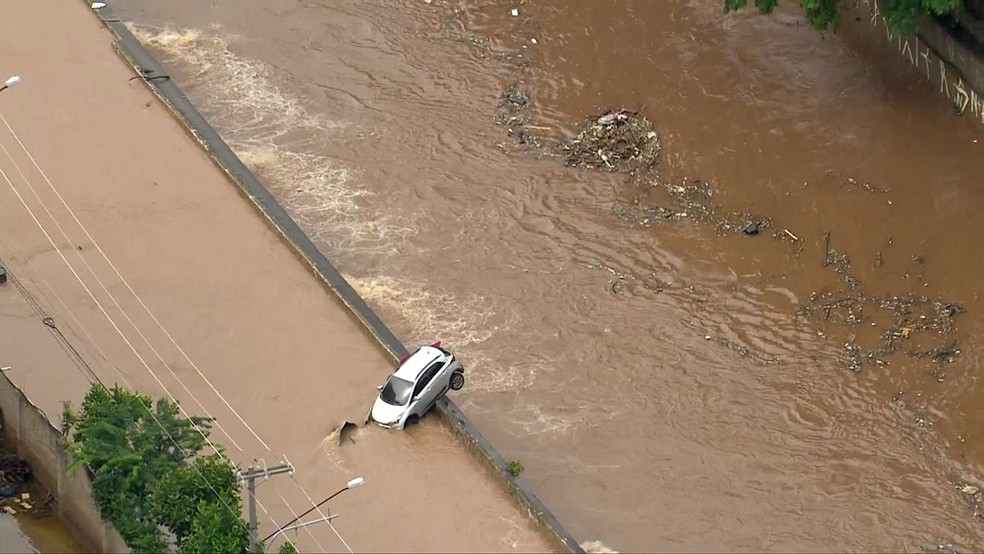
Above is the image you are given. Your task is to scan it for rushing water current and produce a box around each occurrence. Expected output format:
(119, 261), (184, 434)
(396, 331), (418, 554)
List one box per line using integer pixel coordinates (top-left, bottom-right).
(114, 0), (984, 550)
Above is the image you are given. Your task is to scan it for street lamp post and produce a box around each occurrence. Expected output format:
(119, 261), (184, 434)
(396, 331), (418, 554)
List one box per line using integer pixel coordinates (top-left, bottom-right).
(264, 514), (339, 553)
(0, 76), (22, 94)
(0, 74), (20, 289)
(261, 477), (364, 548)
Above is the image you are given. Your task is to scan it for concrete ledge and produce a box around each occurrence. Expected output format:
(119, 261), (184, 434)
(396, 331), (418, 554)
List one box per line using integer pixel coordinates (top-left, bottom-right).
(82, 3), (582, 553)
(0, 371), (129, 553)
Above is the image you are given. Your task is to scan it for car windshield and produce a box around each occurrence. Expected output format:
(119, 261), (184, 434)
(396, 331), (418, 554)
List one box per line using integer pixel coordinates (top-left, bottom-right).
(380, 375), (414, 406)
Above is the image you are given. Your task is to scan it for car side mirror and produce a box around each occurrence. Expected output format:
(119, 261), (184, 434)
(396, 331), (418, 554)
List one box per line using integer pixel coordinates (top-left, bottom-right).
(377, 385), (383, 391)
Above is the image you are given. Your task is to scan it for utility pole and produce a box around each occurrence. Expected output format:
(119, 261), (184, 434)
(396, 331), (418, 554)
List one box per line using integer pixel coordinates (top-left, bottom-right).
(241, 459), (294, 554)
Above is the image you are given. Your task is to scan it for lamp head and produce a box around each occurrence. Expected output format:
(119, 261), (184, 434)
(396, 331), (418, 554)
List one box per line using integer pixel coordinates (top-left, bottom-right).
(346, 477), (365, 489)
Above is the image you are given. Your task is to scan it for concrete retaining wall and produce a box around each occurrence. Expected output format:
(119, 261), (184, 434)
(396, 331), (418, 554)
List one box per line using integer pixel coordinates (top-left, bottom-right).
(81, 3), (583, 552)
(860, 0), (984, 124)
(0, 371), (128, 553)
(918, 12), (984, 109)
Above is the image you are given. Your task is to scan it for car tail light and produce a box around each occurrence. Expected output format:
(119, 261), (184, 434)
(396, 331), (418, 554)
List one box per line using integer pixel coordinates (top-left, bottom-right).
(399, 353), (409, 363)
(451, 356), (456, 363)
(431, 341), (442, 348)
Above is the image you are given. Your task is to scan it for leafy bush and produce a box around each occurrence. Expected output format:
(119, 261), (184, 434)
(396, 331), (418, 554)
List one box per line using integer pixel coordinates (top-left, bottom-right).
(62, 384), (249, 553)
(724, 0), (963, 36)
(278, 541), (299, 554)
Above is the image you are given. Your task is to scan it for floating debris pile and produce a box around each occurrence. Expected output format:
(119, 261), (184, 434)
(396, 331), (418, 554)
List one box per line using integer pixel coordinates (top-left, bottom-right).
(495, 84), (531, 132)
(494, 98), (967, 375)
(561, 110), (661, 175)
(494, 83), (549, 152)
(796, 233), (965, 374)
(957, 481), (983, 518)
(558, 111), (774, 236)
(613, 177), (774, 237)
(0, 441), (52, 517)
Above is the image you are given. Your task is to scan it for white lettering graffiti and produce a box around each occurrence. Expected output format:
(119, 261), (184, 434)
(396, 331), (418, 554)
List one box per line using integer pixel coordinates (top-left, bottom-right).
(940, 59), (951, 98)
(901, 38), (914, 65)
(954, 79), (970, 113)
(859, 0), (981, 125)
(920, 43), (931, 79)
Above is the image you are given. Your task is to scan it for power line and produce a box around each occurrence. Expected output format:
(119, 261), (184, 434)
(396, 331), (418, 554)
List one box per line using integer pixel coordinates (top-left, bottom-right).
(0, 160), (303, 552)
(242, 463), (294, 553)
(0, 255), (256, 546)
(0, 234), (131, 381)
(0, 137), (251, 454)
(0, 109), (356, 552)
(0, 161), (224, 453)
(0, 256), (104, 388)
(327, 518), (354, 554)
(2, 245), (302, 553)
(290, 476), (354, 553)
(0, 114), (348, 550)
(0, 112), (271, 451)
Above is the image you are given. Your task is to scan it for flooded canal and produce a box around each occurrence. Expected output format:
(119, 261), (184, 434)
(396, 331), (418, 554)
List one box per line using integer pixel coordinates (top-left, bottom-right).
(0, 438), (81, 553)
(112, 0), (983, 551)
(0, 515), (81, 554)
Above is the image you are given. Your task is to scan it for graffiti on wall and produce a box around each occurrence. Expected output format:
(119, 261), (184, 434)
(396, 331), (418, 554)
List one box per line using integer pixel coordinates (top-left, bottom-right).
(861, 0), (984, 124)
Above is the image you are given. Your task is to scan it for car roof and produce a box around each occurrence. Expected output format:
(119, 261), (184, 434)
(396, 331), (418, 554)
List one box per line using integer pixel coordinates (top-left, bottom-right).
(393, 346), (445, 381)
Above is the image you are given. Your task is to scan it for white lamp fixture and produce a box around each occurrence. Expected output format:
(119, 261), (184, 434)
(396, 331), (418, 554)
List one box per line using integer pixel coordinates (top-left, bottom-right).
(0, 75), (21, 93)
(347, 476), (365, 489)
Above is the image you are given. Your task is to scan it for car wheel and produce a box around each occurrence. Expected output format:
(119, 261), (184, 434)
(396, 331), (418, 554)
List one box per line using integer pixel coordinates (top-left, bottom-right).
(405, 414), (420, 427)
(449, 370), (465, 391)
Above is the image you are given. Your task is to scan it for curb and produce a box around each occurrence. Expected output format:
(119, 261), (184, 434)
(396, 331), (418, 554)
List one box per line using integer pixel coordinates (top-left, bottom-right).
(83, 3), (583, 553)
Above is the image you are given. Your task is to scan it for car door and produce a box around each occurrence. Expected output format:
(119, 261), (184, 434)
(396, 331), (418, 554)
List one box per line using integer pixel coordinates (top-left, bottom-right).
(415, 362), (445, 410)
(409, 364), (439, 415)
(431, 359), (452, 397)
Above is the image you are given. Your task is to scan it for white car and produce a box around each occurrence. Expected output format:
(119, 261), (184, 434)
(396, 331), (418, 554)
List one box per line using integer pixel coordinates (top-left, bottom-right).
(369, 342), (464, 429)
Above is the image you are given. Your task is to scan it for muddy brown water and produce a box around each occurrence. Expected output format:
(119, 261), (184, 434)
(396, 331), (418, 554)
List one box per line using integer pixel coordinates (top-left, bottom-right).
(2, 1), (552, 551)
(111, 0), (983, 551)
(0, 513), (81, 554)
(0, 440), (80, 553)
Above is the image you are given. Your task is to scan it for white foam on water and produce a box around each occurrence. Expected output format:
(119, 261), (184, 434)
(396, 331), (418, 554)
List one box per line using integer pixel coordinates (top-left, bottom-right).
(126, 24), (412, 254)
(504, 400), (617, 436)
(497, 515), (528, 551)
(233, 142), (413, 253)
(581, 540), (619, 553)
(319, 431), (348, 469)
(346, 274), (497, 345)
(344, 274), (532, 393)
(319, 424), (370, 472)
(129, 21), (547, 418)
(126, 24), (327, 136)
(513, 403), (579, 436)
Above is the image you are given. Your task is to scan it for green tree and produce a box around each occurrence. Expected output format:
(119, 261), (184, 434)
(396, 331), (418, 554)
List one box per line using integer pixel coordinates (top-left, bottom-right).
(181, 501), (249, 554)
(724, 0), (963, 36)
(62, 384), (249, 553)
(149, 454), (248, 553)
